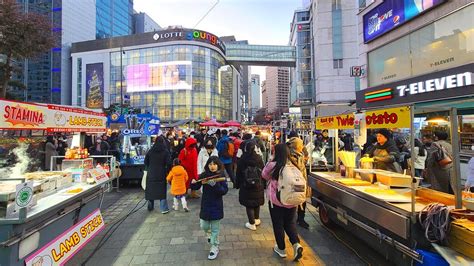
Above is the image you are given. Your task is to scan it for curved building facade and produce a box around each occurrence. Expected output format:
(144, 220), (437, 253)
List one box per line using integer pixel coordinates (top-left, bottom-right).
(71, 28), (237, 122)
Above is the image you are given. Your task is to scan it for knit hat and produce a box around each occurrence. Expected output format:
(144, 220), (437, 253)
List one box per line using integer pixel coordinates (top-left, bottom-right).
(286, 137), (303, 151)
(377, 129), (392, 140)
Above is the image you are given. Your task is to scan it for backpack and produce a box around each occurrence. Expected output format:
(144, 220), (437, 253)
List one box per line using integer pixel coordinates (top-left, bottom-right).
(243, 166), (262, 189)
(219, 139), (234, 159)
(277, 163), (306, 206)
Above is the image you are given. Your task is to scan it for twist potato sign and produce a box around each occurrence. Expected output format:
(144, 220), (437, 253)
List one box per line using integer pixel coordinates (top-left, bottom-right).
(25, 209), (105, 266)
(316, 106), (410, 129)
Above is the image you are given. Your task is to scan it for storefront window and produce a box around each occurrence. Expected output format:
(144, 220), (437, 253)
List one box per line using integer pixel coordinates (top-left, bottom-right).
(461, 115), (474, 154)
(109, 44), (231, 121)
(368, 4), (474, 87)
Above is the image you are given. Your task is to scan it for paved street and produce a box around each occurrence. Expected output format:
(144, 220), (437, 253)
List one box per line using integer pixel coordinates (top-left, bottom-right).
(67, 184), (375, 266)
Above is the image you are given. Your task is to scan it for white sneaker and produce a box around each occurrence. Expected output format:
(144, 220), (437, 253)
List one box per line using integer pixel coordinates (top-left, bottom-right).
(255, 219), (261, 226)
(208, 245), (219, 260)
(273, 244), (287, 258)
(293, 243), (303, 261)
(173, 205), (179, 211)
(245, 222), (257, 231)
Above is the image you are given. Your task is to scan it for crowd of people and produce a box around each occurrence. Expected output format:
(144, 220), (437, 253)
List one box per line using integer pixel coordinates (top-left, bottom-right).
(143, 128), (307, 261)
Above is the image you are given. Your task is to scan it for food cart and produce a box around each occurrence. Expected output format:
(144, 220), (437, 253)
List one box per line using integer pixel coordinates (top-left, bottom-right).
(0, 99), (115, 266)
(310, 65), (474, 265)
(108, 113), (160, 181)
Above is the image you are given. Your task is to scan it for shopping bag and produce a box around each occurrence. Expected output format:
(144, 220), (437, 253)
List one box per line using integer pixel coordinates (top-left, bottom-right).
(141, 170), (147, 190)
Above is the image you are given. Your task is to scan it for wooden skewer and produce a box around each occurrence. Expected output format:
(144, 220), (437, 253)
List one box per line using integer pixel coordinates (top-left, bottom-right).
(202, 177), (226, 184)
(194, 174), (224, 183)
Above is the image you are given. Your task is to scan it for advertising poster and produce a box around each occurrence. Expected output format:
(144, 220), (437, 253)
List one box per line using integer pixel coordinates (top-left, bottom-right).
(126, 61), (192, 92)
(363, 0), (445, 42)
(86, 63), (104, 109)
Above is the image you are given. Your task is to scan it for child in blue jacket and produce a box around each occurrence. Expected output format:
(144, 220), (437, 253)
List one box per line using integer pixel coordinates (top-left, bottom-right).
(191, 156), (228, 260)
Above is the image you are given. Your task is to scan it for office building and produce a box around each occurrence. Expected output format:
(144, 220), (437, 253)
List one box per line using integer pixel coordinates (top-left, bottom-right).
(133, 11), (161, 34)
(310, 0), (359, 116)
(261, 80), (268, 110)
(249, 74), (261, 120)
(289, 7), (313, 120)
(265, 67), (290, 114)
(96, 0), (134, 39)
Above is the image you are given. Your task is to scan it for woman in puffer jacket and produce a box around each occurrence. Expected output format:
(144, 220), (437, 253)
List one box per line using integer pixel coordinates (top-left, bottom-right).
(235, 140), (264, 231)
(179, 137), (199, 198)
(198, 138), (219, 175)
(262, 143), (303, 261)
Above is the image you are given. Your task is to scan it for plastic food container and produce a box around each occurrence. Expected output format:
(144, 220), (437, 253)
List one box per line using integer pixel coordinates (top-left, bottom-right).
(375, 170), (420, 188)
(464, 198), (474, 211)
(354, 169), (376, 183)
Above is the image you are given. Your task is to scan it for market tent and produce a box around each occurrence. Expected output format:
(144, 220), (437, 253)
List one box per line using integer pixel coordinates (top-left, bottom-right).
(223, 120), (241, 127)
(200, 120), (223, 127)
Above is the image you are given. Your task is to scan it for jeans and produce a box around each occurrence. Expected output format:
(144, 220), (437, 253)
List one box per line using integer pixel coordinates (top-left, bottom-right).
(200, 219), (221, 247)
(149, 199), (169, 212)
(246, 206), (260, 225)
(224, 163), (235, 185)
(269, 202), (299, 250)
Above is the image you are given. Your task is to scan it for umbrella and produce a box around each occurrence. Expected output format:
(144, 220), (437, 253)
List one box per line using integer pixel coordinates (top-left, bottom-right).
(223, 120), (241, 127)
(200, 120), (223, 127)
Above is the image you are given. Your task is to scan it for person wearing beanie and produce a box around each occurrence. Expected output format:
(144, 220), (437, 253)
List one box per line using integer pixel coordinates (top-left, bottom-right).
(286, 137), (311, 229)
(366, 129), (402, 173)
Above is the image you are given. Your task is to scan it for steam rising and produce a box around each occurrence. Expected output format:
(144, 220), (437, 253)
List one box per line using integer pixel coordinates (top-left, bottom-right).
(0, 143), (34, 179)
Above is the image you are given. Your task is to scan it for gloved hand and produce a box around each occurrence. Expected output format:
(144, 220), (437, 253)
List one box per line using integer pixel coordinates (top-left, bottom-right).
(207, 180), (216, 186)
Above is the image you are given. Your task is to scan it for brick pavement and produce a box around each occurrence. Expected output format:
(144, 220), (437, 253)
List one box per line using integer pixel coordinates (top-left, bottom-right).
(67, 185), (365, 266)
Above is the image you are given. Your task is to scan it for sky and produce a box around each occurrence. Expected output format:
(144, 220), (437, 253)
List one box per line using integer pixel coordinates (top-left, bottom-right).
(133, 0), (303, 81)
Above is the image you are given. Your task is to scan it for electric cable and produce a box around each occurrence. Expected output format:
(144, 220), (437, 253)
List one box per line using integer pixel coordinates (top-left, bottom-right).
(305, 204), (372, 266)
(418, 203), (451, 243)
(81, 198), (147, 266)
(193, 0), (219, 28)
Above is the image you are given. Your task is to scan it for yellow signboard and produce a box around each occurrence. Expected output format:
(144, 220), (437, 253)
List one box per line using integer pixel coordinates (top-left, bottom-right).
(315, 106), (411, 130)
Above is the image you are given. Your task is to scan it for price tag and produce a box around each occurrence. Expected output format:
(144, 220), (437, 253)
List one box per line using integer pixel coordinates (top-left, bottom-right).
(88, 168), (109, 184)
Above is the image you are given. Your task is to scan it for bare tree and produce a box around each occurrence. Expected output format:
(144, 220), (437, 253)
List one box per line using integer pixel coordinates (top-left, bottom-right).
(0, 0), (56, 99)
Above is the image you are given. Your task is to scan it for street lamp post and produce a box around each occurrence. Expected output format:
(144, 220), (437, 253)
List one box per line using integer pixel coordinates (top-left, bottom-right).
(120, 47), (124, 114)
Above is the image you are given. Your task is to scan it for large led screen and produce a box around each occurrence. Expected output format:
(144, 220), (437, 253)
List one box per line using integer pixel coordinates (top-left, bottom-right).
(126, 61), (192, 92)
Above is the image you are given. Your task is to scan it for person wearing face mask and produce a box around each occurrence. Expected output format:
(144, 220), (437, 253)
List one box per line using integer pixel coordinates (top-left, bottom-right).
(198, 139), (219, 175)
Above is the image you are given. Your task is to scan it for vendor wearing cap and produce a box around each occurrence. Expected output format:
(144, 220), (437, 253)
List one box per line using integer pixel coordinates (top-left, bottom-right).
(366, 129), (402, 173)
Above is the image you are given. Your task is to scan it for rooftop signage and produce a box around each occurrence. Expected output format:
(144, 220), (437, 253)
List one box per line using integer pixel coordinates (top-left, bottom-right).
(363, 0), (445, 43)
(151, 29), (226, 54)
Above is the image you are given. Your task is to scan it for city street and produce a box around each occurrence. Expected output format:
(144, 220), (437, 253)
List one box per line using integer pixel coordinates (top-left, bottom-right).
(66, 183), (386, 266)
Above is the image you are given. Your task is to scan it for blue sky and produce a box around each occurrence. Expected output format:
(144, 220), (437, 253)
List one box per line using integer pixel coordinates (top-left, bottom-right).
(133, 0), (303, 80)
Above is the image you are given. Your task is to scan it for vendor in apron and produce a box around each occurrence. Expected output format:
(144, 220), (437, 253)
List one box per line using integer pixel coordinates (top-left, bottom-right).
(365, 129), (402, 173)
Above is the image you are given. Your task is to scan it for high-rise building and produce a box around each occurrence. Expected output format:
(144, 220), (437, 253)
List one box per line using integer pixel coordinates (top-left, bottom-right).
(265, 67), (290, 114)
(96, 0), (133, 39)
(221, 35), (251, 122)
(12, 0), (134, 104)
(12, 0), (96, 104)
(310, 0), (359, 116)
(249, 74), (261, 120)
(289, 7), (313, 120)
(261, 80), (268, 110)
(133, 11), (161, 34)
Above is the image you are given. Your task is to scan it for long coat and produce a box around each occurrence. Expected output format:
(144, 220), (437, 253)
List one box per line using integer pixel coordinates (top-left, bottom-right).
(236, 151), (265, 208)
(179, 138), (199, 189)
(144, 144), (171, 200)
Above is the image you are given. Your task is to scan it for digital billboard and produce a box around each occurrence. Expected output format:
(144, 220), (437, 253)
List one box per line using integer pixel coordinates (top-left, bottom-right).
(85, 63), (104, 109)
(363, 0), (445, 43)
(126, 61), (192, 92)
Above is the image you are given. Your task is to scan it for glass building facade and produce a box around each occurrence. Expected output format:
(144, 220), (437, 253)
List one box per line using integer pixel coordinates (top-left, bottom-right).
(96, 0), (133, 39)
(109, 44), (233, 121)
(12, 0), (62, 104)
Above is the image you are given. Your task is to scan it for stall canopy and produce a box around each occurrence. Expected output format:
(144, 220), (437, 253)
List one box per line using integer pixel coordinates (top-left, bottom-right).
(200, 120), (223, 127)
(223, 120), (241, 127)
(0, 99), (106, 132)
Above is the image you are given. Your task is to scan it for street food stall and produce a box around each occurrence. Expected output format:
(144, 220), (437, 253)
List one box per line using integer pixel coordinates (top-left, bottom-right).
(108, 113), (160, 181)
(309, 65), (474, 265)
(0, 99), (115, 266)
